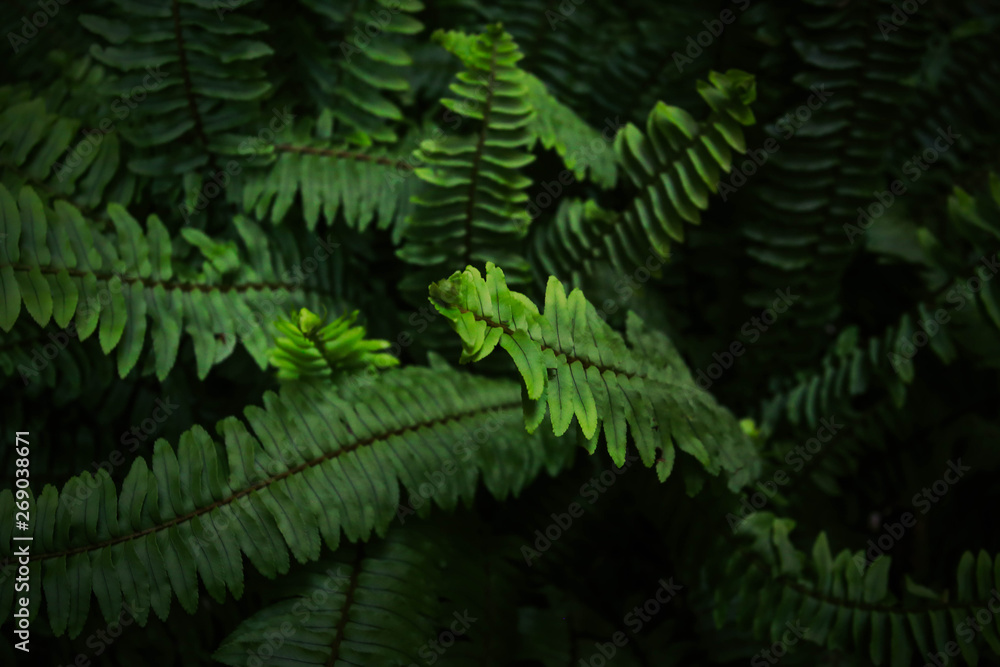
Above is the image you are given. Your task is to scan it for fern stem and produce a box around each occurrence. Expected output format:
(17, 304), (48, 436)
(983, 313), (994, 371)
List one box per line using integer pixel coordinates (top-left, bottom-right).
(462, 42), (498, 269)
(326, 545), (365, 666)
(723, 529), (991, 615)
(171, 0), (211, 155)
(15, 400), (522, 565)
(272, 144), (411, 171)
(452, 305), (653, 382)
(0, 263), (328, 297)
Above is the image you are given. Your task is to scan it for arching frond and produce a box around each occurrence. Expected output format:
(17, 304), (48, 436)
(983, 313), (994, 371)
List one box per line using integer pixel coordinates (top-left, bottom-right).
(0, 365), (575, 637)
(430, 262), (760, 489)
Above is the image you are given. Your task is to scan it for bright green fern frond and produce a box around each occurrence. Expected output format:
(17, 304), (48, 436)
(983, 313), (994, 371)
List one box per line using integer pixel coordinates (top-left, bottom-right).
(398, 25), (537, 294)
(0, 364), (575, 637)
(269, 307), (398, 381)
(528, 70), (756, 281)
(615, 69), (757, 258)
(429, 262), (761, 489)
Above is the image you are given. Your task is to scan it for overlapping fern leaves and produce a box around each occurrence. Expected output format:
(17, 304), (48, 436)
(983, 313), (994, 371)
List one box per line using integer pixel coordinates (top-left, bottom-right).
(0, 364), (574, 637)
(233, 115), (418, 233)
(430, 262), (760, 489)
(528, 69), (757, 282)
(280, 0), (425, 144)
(716, 516), (1000, 667)
(79, 0), (273, 176)
(398, 25), (538, 293)
(737, 0), (931, 370)
(213, 514), (526, 667)
(0, 90), (134, 212)
(0, 183), (342, 381)
(2, 4), (999, 666)
(213, 522), (446, 667)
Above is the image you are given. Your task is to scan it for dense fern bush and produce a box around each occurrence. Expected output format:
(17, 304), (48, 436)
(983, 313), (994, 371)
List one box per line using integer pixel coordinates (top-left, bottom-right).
(3, 0), (1000, 665)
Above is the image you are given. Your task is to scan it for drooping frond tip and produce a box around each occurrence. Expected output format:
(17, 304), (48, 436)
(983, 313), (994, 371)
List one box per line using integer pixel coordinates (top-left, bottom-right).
(429, 262), (761, 490)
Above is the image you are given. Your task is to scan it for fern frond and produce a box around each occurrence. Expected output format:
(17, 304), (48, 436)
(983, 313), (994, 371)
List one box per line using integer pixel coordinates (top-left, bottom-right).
(526, 70), (756, 282)
(0, 91), (135, 211)
(0, 321), (115, 404)
(931, 174), (1000, 340)
(527, 196), (634, 287)
(0, 365), (575, 636)
(292, 0), (425, 144)
(0, 184), (344, 379)
(738, 1), (929, 366)
(268, 308), (398, 381)
(429, 262), (760, 489)
(234, 117), (417, 233)
(719, 515), (1000, 667)
(397, 25), (537, 293)
(522, 72), (618, 189)
(79, 0), (273, 176)
(764, 323), (909, 433)
(480, 0), (597, 112)
(213, 522), (444, 666)
(574, 0), (715, 127)
(615, 69), (756, 259)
